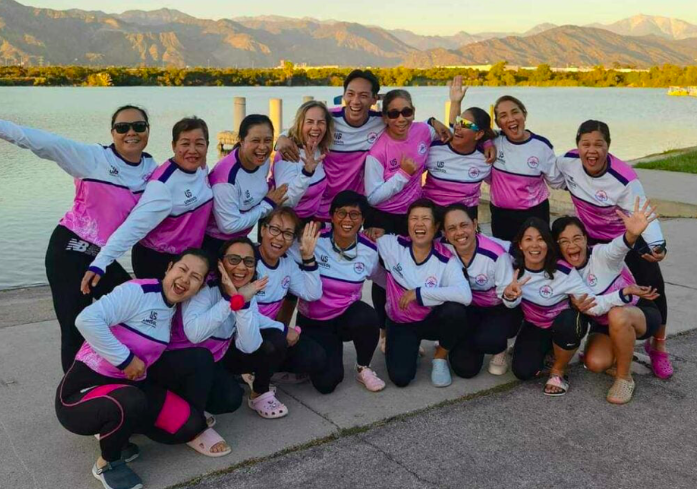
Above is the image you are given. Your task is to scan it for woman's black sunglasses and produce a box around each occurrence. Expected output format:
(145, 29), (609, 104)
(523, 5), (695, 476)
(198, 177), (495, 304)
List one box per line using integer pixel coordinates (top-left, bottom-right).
(112, 121), (149, 134)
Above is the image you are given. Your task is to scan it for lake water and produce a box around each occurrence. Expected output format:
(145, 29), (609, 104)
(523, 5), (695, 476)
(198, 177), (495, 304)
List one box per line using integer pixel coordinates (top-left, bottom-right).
(1, 86), (696, 290)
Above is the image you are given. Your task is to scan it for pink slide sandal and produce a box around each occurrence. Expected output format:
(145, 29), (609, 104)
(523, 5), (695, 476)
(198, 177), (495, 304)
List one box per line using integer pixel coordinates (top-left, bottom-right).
(186, 428), (231, 457)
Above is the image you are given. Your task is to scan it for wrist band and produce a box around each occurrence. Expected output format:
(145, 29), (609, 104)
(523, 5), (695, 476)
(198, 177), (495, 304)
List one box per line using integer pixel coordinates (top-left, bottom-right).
(302, 257), (316, 264)
(230, 294), (245, 311)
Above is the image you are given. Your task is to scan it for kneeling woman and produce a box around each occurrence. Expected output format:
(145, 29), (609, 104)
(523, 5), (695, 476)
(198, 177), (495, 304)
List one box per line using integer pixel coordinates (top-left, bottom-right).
(441, 204), (522, 378)
(56, 250), (211, 489)
(181, 237), (291, 419)
(506, 218), (651, 396)
(552, 200), (661, 404)
(378, 199), (472, 388)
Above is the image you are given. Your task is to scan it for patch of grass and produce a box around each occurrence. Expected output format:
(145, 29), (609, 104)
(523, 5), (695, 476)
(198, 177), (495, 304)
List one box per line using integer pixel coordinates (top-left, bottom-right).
(635, 150), (697, 174)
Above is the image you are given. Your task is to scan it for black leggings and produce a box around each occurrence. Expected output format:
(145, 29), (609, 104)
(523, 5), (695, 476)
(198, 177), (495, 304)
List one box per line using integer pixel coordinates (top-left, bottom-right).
(45, 225), (131, 373)
(297, 301), (380, 394)
(490, 199), (550, 241)
(131, 242), (175, 280)
(279, 334), (328, 378)
(55, 361), (206, 463)
(511, 309), (589, 381)
(223, 328), (288, 394)
(385, 302), (468, 388)
(449, 305), (523, 379)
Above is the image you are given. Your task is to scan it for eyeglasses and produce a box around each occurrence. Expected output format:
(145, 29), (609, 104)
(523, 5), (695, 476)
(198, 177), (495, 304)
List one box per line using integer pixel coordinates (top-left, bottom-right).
(557, 236), (585, 248)
(112, 121), (149, 134)
(265, 224), (295, 241)
(223, 254), (256, 268)
(334, 209), (362, 221)
(454, 117), (480, 132)
(385, 107), (415, 119)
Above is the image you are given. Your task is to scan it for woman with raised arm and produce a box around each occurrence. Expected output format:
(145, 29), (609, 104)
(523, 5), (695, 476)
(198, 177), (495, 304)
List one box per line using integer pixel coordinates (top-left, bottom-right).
(0, 106), (157, 372)
(552, 199), (661, 404)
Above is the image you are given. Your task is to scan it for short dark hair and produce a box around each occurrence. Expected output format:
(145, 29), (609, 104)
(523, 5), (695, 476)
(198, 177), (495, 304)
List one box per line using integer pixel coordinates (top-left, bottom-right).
(172, 116), (209, 144)
(443, 203), (477, 223)
(169, 248), (212, 276)
(262, 207), (301, 237)
(219, 236), (256, 261)
(576, 119), (611, 146)
(344, 69), (380, 97)
(111, 105), (149, 128)
(511, 217), (558, 279)
(551, 215), (587, 241)
(407, 198), (441, 229)
(234, 114), (274, 149)
(330, 190), (369, 216)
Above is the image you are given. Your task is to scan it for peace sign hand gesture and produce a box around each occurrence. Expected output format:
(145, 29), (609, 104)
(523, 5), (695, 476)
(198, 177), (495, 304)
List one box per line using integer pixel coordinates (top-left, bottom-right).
(299, 221), (320, 261)
(616, 197), (658, 243)
(503, 269), (530, 301)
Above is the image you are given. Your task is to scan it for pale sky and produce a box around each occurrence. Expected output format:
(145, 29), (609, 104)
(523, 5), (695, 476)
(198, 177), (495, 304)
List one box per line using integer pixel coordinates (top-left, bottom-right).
(17, 0), (697, 35)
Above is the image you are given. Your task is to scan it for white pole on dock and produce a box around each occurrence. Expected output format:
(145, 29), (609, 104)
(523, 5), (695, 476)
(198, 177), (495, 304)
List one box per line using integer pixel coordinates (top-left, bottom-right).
(444, 101), (452, 125)
(269, 98), (283, 138)
(233, 97), (246, 134)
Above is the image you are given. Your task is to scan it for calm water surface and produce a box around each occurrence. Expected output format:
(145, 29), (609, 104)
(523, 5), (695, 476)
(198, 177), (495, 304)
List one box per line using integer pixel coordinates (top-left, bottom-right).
(1, 86), (696, 289)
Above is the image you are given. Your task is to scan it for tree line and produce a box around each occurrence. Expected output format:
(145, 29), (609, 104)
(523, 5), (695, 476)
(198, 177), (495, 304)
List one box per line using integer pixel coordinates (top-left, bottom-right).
(1, 62), (696, 88)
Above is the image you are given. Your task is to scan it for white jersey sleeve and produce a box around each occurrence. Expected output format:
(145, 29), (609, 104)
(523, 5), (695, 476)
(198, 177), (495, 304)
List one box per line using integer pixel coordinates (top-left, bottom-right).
(248, 298), (285, 332)
(212, 182), (273, 235)
(233, 303), (264, 354)
(288, 260), (323, 302)
(593, 235), (633, 271)
(364, 155), (410, 206)
(619, 180), (665, 246)
(89, 181), (173, 274)
(565, 267), (630, 316)
(417, 256), (472, 307)
(181, 287), (233, 344)
(0, 120), (103, 178)
(75, 283), (141, 368)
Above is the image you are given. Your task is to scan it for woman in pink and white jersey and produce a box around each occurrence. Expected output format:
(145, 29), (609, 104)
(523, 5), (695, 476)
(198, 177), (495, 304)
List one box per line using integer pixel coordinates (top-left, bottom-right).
(56, 250), (218, 489)
(82, 117), (214, 290)
(552, 201), (661, 404)
(0, 106), (157, 373)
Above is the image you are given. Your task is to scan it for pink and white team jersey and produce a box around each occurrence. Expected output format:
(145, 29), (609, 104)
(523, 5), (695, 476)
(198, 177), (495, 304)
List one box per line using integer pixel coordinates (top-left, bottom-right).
(377, 235), (471, 324)
(423, 142), (491, 208)
(255, 246), (322, 320)
(74, 279), (174, 380)
(552, 151), (665, 245)
(206, 149), (274, 241)
(0, 120), (157, 246)
(365, 122), (437, 214)
(271, 147), (326, 219)
(318, 107), (385, 219)
(575, 235), (638, 326)
(174, 279), (283, 360)
(440, 234), (515, 308)
(297, 229), (380, 321)
(89, 159), (213, 274)
(490, 132), (557, 210)
(516, 261), (631, 329)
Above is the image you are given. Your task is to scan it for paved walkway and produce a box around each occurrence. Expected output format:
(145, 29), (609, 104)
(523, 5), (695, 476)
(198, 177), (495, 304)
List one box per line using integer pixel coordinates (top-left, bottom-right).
(1, 218), (695, 489)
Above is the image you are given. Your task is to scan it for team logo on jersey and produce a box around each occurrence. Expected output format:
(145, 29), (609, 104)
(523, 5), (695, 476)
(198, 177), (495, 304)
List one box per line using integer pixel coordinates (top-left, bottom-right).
(335, 132), (343, 140)
(142, 311), (158, 327)
(595, 190), (609, 203)
(389, 158), (399, 169)
(468, 167), (480, 179)
(539, 285), (553, 298)
(424, 276), (438, 288)
(353, 262), (365, 274)
(393, 263), (404, 278)
(319, 254), (330, 269)
(109, 165), (119, 176)
(474, 274), (488, 287)
(367, 132), (378, 144)
(497, 150), (505, 163)
(587, 274), (598, 287)
(281, 276), (291, 289)
(184, 188), (198, 206)
(436, 161), (445, 169)
(185, 189), (193, 198)
(243, 189), (253, 205)
(527, 156), (540, 169)
(418, 142), (427, 155)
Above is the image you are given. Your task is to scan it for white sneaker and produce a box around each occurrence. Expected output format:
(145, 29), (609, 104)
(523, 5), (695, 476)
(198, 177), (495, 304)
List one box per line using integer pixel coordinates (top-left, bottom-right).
(488, 351), (509, 376)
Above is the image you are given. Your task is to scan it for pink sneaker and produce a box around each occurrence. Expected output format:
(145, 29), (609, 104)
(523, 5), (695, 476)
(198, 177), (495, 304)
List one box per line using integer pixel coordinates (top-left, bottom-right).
(644, 340), (674, 379)
(356, 366), (386, 392)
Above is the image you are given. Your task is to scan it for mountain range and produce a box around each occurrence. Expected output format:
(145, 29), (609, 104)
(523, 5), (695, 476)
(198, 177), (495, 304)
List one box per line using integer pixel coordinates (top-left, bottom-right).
(0, 0), (696, 68)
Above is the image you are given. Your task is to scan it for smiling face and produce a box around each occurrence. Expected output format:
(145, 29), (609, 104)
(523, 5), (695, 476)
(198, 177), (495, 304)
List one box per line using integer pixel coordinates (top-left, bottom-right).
(222, 242), (256, 289)
(260, 214), (296, 262)
(557, 223), (588, 268)
(162, 254), (208, 304)
(331, 205), (364, 243)
(495, 100), (527, 142)
(408, 206), (437, 247)
(518, 226), (548, 269)
(172, 129), (208, 171)
(444, 209), (477, 256)
(302, 106), (327, 148)
(383, 96), (414, 140)
(577, 130), (609, 176)
(452, 110), (482, 150)
(111, 108), (149, 159)
(343, 78), (378, 126)
(239, 123), (273, 168)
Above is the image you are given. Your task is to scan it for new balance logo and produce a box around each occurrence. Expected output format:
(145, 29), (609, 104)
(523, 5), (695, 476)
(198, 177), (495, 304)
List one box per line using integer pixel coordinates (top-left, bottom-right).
(65, 239), (99, 256)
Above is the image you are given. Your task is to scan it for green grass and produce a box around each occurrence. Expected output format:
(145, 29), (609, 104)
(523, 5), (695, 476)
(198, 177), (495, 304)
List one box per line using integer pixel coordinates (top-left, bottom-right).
(635, 150), (697, 174)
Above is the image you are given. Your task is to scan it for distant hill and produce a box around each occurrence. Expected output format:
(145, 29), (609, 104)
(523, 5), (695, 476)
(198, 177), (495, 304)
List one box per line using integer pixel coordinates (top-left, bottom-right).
(0, 1), (696, 68)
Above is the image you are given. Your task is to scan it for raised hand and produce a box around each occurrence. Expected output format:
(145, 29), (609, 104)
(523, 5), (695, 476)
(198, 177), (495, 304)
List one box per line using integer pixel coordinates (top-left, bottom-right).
(266, 183), (288, 206)
(218, 262), (237, 297)
(399, 154), (418, 175)
(299, 221), (320, 260)
(616, 197), (658, 243)
(301, 142), (326, 174)
(238, 276), (269, 303)
(503, 269), (531, 301)
(449, 75), (468, 103)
